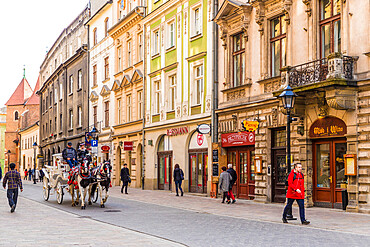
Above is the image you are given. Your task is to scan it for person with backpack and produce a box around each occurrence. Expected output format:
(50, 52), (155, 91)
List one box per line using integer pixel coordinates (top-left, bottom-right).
(173, 164), (184, 196)
(227, 164), (237, 203)
(282, 162), (310, 225)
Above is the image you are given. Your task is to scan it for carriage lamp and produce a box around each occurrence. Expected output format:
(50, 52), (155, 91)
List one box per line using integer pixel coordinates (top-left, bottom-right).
(33, 142), (38, 184)
(90, 127), (99, 140)
(278, 85), (298, 173)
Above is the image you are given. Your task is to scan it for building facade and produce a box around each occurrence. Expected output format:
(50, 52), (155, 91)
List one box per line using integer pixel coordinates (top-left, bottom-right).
(0, 107), (6, 172)
(19, 122), (40, 175)
(108, 1), (145, 187)
(142, 0), (214, 193)
(214, 0), (370, 213)
(39, 7), (90, 164)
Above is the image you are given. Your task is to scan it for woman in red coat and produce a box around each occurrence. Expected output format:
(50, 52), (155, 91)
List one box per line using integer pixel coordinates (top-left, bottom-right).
(282, 163), (310, 225)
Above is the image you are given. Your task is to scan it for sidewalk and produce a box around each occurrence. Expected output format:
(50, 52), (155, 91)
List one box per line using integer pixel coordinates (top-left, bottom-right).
(108, 185), (370, 236)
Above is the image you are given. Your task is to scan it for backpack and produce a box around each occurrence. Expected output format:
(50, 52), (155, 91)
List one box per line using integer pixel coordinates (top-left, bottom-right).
(180, 169), (184, 180)
(285, 172), (303, 190)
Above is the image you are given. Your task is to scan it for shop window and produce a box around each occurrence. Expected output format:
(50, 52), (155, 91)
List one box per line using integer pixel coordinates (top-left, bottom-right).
(270, 15), (286, 77)
(320, 0), (341, 58)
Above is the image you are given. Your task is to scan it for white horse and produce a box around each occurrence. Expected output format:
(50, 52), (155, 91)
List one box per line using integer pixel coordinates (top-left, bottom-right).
(77, 159), (92, 210)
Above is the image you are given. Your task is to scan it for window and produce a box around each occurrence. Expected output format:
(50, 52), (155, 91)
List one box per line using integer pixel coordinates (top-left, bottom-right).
(138, 33), (143, 61)
(50, 91), (53, 105)
(232, 33), (245, 87)
(138, 90), (143, 119)
(93, 65), (97, 86)
(104, 18), (109, 37)
(93, 106), (97, 127)
(78, 70), (82, 89)
(168, 75), (176, 111)
(320, 0), (341, 58)
(54, 117), (57, 131)
(59, 83), (63, 100)
(193, 7), (202, 36)
(127, 41), (132, 67)
(154, 80), (161, 114)
(104, 57), (109, 80)
(194, 65), (204, 105)
(14, 111), (19, 120)
(152, 30), (159, 55)
(118, 47), (122, 71)
(168, 22), (175, 48)
(104, 101), (110, 127)
(46, 96), (48, 108)
(117, 99), (122, 124)
(78, 106), (82, 127)
(93, 28), (97, 46)
(69, 75), (73, 94)
(60, 114), (62, 131)
(69, 110), (73, 129)
(270, 15), (287, 77)
(54, 87), (58, 103)
(127, 95), (132, 122)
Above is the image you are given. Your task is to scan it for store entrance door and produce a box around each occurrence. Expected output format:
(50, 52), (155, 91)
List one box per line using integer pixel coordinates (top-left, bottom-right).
(189, 150), (208, 193)
(313, 139), (347, 208)
(158, 152), (172, 190)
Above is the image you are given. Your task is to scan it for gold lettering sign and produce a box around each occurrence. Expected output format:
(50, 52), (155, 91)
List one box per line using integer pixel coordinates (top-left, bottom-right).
(309, 117), (347, 138)
(242, 120), (259, 132)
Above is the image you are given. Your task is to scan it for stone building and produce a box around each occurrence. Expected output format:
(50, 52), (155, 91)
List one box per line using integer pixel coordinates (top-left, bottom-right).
(214, 0), (370, 213)
(38, 7), (90, 164)
(108, 1), (145, 187)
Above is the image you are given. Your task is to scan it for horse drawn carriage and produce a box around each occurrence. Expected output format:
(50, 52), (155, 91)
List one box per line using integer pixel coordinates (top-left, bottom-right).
(42, 153), (110, 209)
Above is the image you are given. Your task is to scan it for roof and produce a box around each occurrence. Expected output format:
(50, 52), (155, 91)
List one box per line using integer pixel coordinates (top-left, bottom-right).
(25, 75), (41, 105)
(5, 77), (33, 106)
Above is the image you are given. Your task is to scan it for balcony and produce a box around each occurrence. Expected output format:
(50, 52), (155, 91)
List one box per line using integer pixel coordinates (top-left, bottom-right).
(282, 53), (358, 91)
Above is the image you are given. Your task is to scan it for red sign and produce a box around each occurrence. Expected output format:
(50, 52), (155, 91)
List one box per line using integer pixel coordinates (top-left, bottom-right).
(309, 117), (347, 138)
(221, 132), (255, 147)
(101, 145), (110, 153)
(197, 133), (204, 146)
(123, 141), (133, 151)
(167, 127), (189, 136)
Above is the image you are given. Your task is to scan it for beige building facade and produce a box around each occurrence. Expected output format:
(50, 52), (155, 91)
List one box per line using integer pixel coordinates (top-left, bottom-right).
(19, 122), (40, 173)
(214, 0), (370, 213)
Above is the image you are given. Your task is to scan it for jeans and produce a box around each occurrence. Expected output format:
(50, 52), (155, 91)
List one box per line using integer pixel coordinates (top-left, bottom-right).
(121, 182), (128, 194)
(175, 180), (183, 195)
(7, 189), (18, 209)
(283, 198), (306, 222)
(222, 192), (230, 202)
(66, 159), (77, 169)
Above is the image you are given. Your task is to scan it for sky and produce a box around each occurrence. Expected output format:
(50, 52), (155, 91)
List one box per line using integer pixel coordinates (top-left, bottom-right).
(0, 0), (89, 107)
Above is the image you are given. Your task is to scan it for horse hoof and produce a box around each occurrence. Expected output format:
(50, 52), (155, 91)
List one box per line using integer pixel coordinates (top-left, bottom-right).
(88, 201), (92, 205)
(100, 204), (105, 208)
(81, 206), (85, 210)
(76, 201), (79, 206)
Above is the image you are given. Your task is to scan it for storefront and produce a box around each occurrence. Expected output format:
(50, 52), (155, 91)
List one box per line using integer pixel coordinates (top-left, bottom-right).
(188, 132), (208, 193)
(221, 131), (256, 199)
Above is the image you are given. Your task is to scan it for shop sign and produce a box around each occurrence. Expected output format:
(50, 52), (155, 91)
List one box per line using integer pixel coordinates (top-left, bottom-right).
(221, 131), (255, 147)
(212, 150), (218, 162)
(167, 126), (189, 136)
(309, 117), (347, 138)
(123, 141), (133, 151)
(197, 133), (204, 146)
(101, 145), (110, 153)
(197, 124), (211, 134)
(242, 121), (259, 132)
(212, 163), (219, 176)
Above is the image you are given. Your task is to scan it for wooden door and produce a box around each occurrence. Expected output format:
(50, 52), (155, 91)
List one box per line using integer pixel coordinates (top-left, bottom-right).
(158, 152), (172, 190)
(313, 139), (346, 208)
(272, 149), (287, 203)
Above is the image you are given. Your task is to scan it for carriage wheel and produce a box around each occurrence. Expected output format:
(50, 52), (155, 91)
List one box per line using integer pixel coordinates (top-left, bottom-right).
(92, 186), (99, 203)
(42, 178), (50, 201)
(56, 179), (64, 204)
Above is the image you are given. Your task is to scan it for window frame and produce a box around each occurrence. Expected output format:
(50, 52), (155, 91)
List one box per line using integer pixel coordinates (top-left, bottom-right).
(193, 64), (204, 106)
(77, 106), (82, 127)
(104, 17), (109, 37)
(127, 40), (132, 67)
(78, 70), (82, 90)
(69, 75), (74, 94)
(232, 33), (245, 87)
(104, 101), (110, 127)
(93, 106), (98, 127)
(270, 15), (287, 77)
(191, 4), (203, 38)
(152, 29), (160, 56)
(93, 28), (97, 46)
(104, 57), (110, 80)
(168, 74), (176, 111)
(153, 80), (161, 114)
(93, 65), (97, 86)
(69, 109), (73, 129)
(117, 98), (122, 124)
(137, 90), (143, 119)
(138, 33), (143, 61)
(127, 94), (132, 122)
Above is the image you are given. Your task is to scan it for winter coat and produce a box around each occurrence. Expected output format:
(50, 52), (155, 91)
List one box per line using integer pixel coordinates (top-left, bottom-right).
(219, 171), (232, 193)
(227, 168), (237, 187)
(62, 147), (77, 160)
(120, 167), (130, 183)
(0, 166), (2, 180)
(77, 149), (91, 163)
(173, 168), (184, 182)
(286, 170), (305, 199)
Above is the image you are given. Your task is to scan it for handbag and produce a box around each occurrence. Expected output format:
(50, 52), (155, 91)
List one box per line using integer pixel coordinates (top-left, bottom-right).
(128, 177), (132, 183)
(180, 169), (184, 180)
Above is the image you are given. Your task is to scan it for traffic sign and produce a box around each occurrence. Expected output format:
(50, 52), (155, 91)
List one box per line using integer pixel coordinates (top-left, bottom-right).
(91, 140), (98, 147)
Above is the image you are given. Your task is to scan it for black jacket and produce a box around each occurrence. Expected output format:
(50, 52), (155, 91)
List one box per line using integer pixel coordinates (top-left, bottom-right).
(173, 168), (184, 182)
(227, 168), (237, 186)
(120, 167), (130, 183)
(77, 149), (91, 162)
(62, 147), (77, 160)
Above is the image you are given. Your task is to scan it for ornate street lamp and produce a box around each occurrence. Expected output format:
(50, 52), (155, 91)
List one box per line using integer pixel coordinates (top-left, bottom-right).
(90, 127), (99, 140)
(33, 142), (38, 184)
(279, 85), (298, 173)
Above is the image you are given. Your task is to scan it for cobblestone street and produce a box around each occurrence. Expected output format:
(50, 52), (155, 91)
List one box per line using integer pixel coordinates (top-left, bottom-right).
(1, 181), (369, 246)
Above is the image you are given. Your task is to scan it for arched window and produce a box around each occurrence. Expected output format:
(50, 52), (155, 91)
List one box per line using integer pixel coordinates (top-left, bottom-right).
(14, 111), (19, 120)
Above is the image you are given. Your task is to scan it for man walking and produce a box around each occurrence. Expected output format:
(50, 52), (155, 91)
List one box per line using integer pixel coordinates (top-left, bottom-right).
(227, 164), (237, 203)
(120, 163), (130, 194)
(62, 142), (77, 168)
(3, 163), (23, 213)
(219, 166), (232, 204)
(0, 166), (2, 182)
(282, 163), (310, 225)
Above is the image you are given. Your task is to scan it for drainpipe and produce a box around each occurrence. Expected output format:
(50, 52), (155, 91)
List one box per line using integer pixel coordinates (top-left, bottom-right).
(212, 0), (219, 144)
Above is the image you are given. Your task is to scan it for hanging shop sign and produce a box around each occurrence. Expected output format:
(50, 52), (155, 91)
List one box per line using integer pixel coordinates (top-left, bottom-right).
(167, 126), (189, 136)
(197, 124), (211, 134)
(212, 150), (219, 162)
(221, 131), (255, 147)
(123, 141), (133, 151)
(309, 117), (347, 138)
(101, 145), (111, 153)
(242, 121), (259, 132)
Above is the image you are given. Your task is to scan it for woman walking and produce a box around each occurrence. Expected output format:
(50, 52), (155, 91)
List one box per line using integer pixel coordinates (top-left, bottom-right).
(219, 166), (232, 204)
(173, 164), (184, 196)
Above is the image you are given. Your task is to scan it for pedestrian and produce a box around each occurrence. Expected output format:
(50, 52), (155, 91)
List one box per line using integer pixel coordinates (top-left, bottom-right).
(62, 142), (77, 168)
(219, 166), (232, 204)
(120, 163), (130, 194)
(282, 163), (310, 225)
(227, 164), (237, 203)
(39, 168), (44, 182)
(173, 164), (184, 196)
(2, 163), (23, 213)
(24, 169), (28, 180)
(0, 166), (2, 182)
(28, 168), (32, 181)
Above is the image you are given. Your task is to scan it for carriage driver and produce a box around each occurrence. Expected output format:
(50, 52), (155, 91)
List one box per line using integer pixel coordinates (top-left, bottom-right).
(62, 142), (77, 168)
(77, 143), (92, 163)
